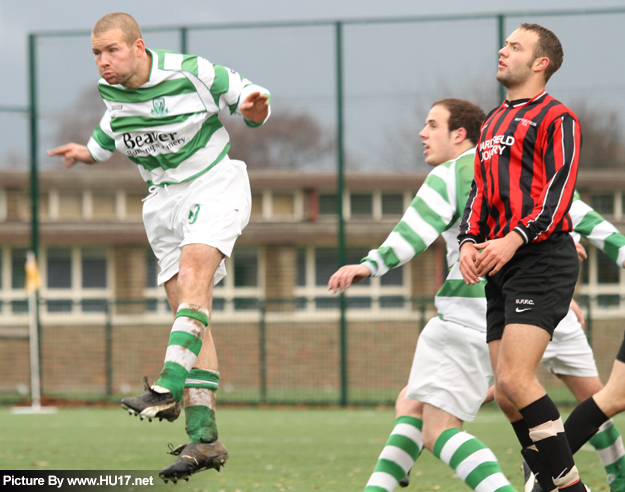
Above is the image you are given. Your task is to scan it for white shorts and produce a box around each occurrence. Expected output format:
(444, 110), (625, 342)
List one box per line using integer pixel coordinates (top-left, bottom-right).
(406, 317), (494, 422)
(142, 157), (252, 286)
(541, 310), (598, 378)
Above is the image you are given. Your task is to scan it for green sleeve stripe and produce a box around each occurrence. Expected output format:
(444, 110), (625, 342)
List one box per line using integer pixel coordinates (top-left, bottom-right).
(210, 65), (230, 106)
(575, 210), (606, 237)
(373, 246), (402, 269)
(436, 279), (486, 298)
(181, 55), (199, 76)
(393, 221), (426, 257)
(604, 232), (625, 263)
(130, 114), (223, 172)
(244, 118), (263, 128)
(409, 196), (448, 234)
(98, 78), (196, 104)
(176, 308), (209, 326)
(423, 173), (449, 203)
(168, 331), (203, 356)
(91, 125), (116, 151)
(110, 112), (195, 133)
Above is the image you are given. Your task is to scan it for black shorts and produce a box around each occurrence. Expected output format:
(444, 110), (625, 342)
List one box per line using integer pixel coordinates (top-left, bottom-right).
(617, 332), (625, 364)
(485, 232), (579, 343)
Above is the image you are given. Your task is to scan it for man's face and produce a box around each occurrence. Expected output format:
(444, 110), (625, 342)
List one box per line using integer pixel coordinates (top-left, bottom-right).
(419, 105), (456, 167)
(92, 28), (139, 86)
(496, 28), (540, 90)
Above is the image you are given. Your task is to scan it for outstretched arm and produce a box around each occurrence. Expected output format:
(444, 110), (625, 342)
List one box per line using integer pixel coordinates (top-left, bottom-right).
(47, 143), (96, 168)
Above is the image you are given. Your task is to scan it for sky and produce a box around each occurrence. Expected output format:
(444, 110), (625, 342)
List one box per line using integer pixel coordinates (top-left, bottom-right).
(2, 0), (624, 107)
(1, 0), (624, 171)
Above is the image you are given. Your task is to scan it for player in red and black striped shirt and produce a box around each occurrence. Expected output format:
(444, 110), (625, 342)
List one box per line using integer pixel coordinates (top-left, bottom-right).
(458, 24), (587, 492)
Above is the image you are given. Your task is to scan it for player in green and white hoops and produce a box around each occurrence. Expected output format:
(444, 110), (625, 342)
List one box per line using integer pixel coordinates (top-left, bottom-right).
(330, 99), (517, 492)
(48, 12), (270, 483)
(328, 98), (625, 492)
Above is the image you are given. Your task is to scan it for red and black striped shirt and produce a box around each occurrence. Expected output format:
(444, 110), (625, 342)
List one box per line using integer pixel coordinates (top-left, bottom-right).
(458, 91), (581, 246)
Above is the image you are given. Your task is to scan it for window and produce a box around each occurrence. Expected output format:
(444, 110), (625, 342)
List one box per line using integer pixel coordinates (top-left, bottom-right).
(297, 246), (409, 313)
(382, 194), (404, 216)
(234, 248), (258, 287)
(319, 194), (338, 216)
(591, 194), (614, 216)
(297, 248), (306, 287)
(597, 253), (619, 284)
(82, 248), (107, 288)
(11, 249), (27, 290)
(146, 249), (159, 288)
(47, 248), (72, 289)
(350, 194), (373, 217)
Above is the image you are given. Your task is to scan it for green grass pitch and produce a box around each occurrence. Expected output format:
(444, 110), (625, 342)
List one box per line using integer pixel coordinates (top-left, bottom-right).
(0, 404), (620, 491)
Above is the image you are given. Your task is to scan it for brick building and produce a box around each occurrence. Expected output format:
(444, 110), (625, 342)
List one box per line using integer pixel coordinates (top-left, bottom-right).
(1, 166), (624, 403)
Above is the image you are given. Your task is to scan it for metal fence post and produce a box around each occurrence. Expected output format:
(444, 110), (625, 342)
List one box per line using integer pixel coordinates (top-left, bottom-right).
(105, 301), (113, 397)
(335, 21), (348, 407)
(259, 300), (267, 404)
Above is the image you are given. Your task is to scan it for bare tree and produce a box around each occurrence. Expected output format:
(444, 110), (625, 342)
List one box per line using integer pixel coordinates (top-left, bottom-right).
(223, 111), (335, 170)
(573, 102), (625, 170)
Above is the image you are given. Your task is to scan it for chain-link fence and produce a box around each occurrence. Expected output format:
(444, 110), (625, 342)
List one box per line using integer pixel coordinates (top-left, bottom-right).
(2, 9), (625, 406)
(1, 295), (621, 406)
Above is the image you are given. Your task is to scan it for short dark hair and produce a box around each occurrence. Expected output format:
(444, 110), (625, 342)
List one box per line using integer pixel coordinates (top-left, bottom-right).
(519, 23), (563, 82)
(93, 12), (143, 46)
(432, 98), (485, 146)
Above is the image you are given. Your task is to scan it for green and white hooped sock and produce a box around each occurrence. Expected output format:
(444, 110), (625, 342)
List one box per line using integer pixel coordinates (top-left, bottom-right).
(433, 428), (516, 492)
(154, 304), (208, 401)
(184, 368), (220, 444)
(589, 419), (625, 492)
(363, 416), (423, 492)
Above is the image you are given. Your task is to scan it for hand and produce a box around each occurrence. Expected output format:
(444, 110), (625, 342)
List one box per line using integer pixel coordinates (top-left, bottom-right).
(459, 242), (481, 285)
(328, 264), (371, 294)
(575, 242), (587, 262)
(570, 299), (585, 328)
(47, 143), (95, 168)
(474, 232), (524, 277)
(240, 92), (269, 123)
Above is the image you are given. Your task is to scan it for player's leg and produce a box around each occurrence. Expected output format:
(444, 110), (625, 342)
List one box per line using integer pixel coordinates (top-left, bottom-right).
(364, 387), (424, 492)
(543, 318), (625, 492)
(122, 245), (222, 424)
(423, 403), (516, 492)
(498, 323), (585, 492)
(564, 337), (625, 458)
(159, 247), (231, 483)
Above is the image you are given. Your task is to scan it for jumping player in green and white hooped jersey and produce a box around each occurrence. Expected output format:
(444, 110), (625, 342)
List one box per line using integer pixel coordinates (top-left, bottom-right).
(328, 98), (625, 492)
(88, 48), (269, 187)
(48, 12), (270, 484)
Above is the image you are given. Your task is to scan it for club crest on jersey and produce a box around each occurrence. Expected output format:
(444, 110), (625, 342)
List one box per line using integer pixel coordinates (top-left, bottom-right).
(151, 97), (169, 117)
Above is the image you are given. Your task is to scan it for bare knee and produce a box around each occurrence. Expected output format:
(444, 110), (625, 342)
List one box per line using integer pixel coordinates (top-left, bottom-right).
(395, 386), (423, 419)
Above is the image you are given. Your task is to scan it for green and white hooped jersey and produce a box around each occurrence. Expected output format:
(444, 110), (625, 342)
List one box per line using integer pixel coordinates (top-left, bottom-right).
(362, 149), (625, 334)
(570, 191), (625, 267)
(362, 148), (488, 332)
(87, 49), (271, 186)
